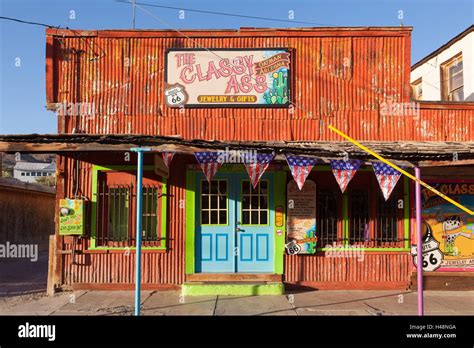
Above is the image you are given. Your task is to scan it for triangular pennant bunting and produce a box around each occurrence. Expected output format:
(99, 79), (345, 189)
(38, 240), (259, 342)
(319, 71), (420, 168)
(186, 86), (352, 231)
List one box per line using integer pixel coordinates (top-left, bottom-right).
(330, 159), (362, 193)
(162, 151), (175, 168)
(194, 152), (223, 183)
(244, 152), (275, 188)
(285, 154), (318, 190)
(371, 162), (403, 201)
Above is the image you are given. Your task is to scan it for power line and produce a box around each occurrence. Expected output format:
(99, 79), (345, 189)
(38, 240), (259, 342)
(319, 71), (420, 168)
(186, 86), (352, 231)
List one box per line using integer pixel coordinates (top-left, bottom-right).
(0, 16), (62, 29)
(115, 0), (338, 27)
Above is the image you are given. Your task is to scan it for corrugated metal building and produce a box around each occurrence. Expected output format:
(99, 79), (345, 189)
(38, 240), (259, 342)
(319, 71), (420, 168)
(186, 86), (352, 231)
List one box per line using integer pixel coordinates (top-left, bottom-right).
(43, 27), (474, 293)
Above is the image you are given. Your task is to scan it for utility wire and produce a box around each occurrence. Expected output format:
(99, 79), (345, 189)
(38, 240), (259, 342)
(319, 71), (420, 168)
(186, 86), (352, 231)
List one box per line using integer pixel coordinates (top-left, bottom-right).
(115, 0), (338, 27)
(0, 16), (62, 29)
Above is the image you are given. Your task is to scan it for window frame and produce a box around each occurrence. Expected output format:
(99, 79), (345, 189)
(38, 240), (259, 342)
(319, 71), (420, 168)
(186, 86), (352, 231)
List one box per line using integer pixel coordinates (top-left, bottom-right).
(308, 166), (410, 252)
(240, 179), (270, 227)
(90, 165), (167, 251)
(411, 77), (422, 100)
(441, 52), (464, 101)
(346, 171), (406, 249)
(199, 179), (229, 226)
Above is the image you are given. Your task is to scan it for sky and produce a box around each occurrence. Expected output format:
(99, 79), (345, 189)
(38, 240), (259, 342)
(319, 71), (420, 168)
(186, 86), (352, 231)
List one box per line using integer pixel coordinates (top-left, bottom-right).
(0, 0), (473, 134)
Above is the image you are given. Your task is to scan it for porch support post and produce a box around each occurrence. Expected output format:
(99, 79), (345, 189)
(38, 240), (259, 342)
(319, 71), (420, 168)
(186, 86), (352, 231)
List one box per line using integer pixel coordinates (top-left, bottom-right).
(131, 147), (152, 316)
(415, 166), (424, 316)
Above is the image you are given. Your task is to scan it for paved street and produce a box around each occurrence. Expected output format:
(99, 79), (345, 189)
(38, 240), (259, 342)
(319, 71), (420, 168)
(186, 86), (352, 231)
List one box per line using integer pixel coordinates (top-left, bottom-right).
(1, 290), (473, 316)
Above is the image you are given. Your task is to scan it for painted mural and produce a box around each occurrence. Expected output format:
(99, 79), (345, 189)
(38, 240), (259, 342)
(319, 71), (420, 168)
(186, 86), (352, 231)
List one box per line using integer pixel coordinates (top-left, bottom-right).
(414, 183), (474, 271)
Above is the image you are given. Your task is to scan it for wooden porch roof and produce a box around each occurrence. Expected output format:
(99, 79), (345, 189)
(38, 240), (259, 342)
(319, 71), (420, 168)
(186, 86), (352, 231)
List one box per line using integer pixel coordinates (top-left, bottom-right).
(1, 134), (473, 167)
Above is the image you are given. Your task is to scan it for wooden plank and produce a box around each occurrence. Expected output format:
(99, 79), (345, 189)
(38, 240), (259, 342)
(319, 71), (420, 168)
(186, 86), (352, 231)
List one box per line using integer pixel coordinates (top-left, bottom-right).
(418, 159), (474, 167)
(410, 273), (474, 291)
(186, 273), (282, 282)
(71, 283), (180, 291)
(46, 235), (56, 296)
(285, 281), (409, 290)
(53, 155), (64, 290)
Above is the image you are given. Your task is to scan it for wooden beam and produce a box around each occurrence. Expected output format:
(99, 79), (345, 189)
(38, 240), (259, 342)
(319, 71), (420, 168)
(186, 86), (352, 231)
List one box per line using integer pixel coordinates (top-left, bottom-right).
(418, 159), (474, 167)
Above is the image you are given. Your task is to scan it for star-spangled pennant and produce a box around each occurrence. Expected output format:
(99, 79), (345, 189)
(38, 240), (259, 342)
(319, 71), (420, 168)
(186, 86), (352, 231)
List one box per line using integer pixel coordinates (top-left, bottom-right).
(244, 153), (275, 188)
(194, 152), (223, 183)
(371, 162), (403, 201)
(285, 154), (318, 190)
(330, 159), (362, 193)
(162, 151), (175, 168)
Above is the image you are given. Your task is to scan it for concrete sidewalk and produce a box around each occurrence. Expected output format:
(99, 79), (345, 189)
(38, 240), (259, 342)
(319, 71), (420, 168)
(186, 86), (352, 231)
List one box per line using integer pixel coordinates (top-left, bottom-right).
(1, 289), (473, 316)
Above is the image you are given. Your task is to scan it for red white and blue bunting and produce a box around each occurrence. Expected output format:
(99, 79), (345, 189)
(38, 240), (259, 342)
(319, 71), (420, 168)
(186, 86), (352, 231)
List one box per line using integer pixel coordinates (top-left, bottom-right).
(371, 162), (403, 200)
(285, 154), (318, 190)
(330, 159), (362, 193)
(194, 152), (223, 183)
(162, 151), (175, 168)
(244, 153), (275, 188)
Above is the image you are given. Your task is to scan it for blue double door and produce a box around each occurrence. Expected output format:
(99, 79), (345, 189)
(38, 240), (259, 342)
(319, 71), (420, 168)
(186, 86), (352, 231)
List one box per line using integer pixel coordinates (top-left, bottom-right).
(195, 172), (274, 273)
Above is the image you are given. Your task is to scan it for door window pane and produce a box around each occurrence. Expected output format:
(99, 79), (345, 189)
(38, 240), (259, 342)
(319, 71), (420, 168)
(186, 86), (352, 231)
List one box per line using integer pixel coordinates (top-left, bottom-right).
(241, 180), (269, 225)
(201, 180), (227, 225)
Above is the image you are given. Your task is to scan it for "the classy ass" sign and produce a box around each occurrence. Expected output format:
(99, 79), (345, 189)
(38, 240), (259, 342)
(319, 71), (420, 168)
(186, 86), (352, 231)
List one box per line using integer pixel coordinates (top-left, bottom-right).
(165, 48), (290, 107)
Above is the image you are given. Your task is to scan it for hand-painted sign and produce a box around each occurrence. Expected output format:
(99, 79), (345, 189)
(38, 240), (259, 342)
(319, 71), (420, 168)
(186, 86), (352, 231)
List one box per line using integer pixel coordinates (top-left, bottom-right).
(415, 182), (474, 271)
(286, 179), (317, 254)
(59, 199), (84, 235)
(165, 49), (290, 107)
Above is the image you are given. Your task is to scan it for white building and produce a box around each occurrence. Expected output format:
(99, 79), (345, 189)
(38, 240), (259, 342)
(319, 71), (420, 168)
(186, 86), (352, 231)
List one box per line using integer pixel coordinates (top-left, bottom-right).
(13, 161), (56, 183)
(411, 25), (473, 102)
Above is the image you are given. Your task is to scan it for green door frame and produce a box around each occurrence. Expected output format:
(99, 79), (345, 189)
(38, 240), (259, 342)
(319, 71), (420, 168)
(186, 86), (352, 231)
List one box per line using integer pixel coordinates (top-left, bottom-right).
(185, 166), (286, 275)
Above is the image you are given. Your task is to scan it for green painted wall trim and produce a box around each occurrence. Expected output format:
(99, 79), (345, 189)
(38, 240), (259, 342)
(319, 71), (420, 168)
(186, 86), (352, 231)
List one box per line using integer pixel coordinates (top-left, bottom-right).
(274, 171), (286, 275)
(90, 164), (166, 250)
(342, 192), (349, 245)
(185, 170), (196, 274)
(404, 176), (410, 249)
(182, 282), (284, 296)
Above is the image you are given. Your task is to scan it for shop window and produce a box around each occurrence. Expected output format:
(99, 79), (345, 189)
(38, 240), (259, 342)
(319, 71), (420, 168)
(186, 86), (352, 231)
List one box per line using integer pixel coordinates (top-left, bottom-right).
(375, 194), (399, 245)
(200, 179), (227, 225)
(317, 188), (339, 246)
(348, 175), (404, 248)
(95, 170), (165, 248)
(441, 53), (464, 101)
(241, 180), (268, 225)
(348, 190), (370, 245)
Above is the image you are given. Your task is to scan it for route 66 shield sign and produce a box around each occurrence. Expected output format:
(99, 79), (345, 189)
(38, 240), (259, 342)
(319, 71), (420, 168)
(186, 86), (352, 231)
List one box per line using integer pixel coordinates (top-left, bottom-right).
(285, 240), (302, 255)
(411, 237), (444, 272)
(164, 83), (188, 107)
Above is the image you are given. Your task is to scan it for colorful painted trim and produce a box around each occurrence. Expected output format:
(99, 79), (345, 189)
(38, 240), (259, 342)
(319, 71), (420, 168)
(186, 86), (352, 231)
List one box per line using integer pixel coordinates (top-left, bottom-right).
(90, 165), (167, 250)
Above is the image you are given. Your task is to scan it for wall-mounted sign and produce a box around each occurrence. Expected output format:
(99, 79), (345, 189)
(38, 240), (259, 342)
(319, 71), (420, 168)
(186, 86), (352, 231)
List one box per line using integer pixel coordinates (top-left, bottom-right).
(165, 48), (290, 107)
(414, 182), (474, 271)
(275, 205), (284, 227)
(411, 223), (443, 272)
(287, 179), (317, 254)
(59, 199), (84, 236)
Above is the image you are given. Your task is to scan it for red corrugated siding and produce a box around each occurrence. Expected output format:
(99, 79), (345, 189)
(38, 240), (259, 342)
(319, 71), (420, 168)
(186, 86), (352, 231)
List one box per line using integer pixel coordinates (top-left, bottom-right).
(47, 28), (433, 140)
(284, 253), (412, 288)
(59, 154), (187, 286)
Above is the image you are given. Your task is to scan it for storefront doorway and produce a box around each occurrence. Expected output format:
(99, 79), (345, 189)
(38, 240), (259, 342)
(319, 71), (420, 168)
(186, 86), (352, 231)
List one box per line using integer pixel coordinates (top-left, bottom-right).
(194, 172), (275, 273)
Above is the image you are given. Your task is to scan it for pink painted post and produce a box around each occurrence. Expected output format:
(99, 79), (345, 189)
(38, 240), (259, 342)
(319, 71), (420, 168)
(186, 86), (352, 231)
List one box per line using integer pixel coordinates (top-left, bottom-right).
(415, 167), (424, 316)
